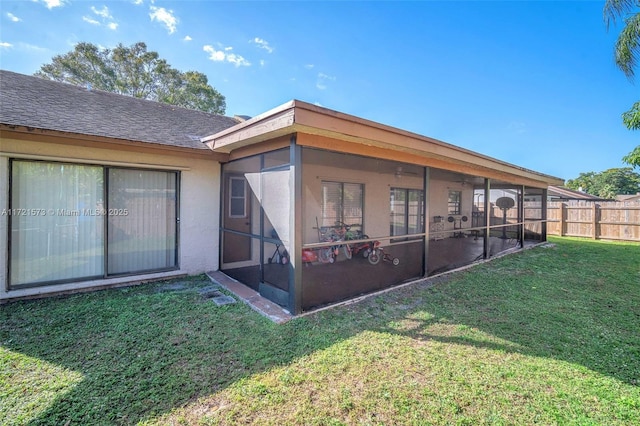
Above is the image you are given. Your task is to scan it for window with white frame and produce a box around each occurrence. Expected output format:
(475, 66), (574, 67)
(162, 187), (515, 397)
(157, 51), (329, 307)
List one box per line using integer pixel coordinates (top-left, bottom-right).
(320, 181), (363, 228)
(448, 190), (461, 215)
(390, 188), (424, 236)
(229, 177), (247, 218)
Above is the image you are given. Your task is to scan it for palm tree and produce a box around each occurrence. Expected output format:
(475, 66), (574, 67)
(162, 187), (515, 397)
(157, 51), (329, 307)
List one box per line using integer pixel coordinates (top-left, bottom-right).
(604, 0), (640, 78)
(604, 0), (640, 166)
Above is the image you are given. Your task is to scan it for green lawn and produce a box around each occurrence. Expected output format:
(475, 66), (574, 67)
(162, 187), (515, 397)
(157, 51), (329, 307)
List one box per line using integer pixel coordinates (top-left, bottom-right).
(1, 237), (639, 425)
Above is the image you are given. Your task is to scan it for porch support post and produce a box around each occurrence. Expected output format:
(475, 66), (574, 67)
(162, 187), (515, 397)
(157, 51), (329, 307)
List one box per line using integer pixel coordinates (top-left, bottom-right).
(423, 167), (430, 277)
(483, 178), (491, 259)
(289, 135), (303, 314)
(519, 185), (525, 248)
(259, 156), (265, 284)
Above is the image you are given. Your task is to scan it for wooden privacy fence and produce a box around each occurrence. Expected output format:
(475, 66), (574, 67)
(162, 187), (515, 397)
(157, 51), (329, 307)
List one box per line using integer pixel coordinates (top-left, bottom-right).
(547, 200), (640, 242)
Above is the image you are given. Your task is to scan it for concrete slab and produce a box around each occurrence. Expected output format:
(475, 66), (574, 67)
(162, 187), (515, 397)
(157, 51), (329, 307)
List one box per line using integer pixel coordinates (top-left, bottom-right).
(206, 271), (293, 324)
(211, 295), (237, 306)
(199, 287), (223, 299)
(198, 285), (222, 294)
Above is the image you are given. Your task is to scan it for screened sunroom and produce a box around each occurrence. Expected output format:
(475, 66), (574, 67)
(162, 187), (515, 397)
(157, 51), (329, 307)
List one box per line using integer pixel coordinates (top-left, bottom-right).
(204, 101), (562, 314)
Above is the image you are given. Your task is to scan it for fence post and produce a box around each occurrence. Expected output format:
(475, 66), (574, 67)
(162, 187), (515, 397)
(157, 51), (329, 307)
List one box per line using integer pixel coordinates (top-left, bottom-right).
(559, 203), (565, 236)
(541, 189), (548, 240)
(592, 203), (598, 240)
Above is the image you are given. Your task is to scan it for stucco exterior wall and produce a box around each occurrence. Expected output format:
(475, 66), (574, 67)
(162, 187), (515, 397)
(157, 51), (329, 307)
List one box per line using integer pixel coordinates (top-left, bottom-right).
(428, 179), (475, 235)
(0, 136), (220, 300)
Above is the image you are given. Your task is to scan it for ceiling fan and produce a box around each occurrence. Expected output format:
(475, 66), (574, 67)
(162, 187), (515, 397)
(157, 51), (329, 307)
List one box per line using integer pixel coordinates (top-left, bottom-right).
(394, 166), (420, 178)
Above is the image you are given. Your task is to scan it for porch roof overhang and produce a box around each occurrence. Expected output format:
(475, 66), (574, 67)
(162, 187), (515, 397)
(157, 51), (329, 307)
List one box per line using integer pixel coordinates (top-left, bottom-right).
(201, 100), (564, 188)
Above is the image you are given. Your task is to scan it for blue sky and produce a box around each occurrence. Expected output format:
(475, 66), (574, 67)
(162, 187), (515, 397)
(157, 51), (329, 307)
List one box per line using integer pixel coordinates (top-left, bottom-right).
(1, 0), (638, 181)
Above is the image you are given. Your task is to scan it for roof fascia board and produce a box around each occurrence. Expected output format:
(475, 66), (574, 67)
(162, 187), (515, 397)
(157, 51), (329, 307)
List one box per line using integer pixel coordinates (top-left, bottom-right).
(202, 101), (296, 152)
(296, 124), (562, 187)
(548, 186), (605, 200)
(1, 152), (193, 171)
(292, 102), (563, 186)
(296, 132), (554, 188)
(1, 125), (229, 162)
(227, 135), (292, 162)
(201, 100), (563, 186)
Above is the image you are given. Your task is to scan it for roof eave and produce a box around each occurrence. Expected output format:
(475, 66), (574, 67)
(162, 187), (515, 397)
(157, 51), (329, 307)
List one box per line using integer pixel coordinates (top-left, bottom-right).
(201, 100), (297, 152)
(1, 124), (230, 161)
(201, 100), (564, 187)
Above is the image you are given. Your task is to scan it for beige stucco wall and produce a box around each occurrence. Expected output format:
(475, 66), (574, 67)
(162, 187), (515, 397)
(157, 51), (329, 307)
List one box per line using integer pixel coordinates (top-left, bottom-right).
(0, 136), (220, 300)
(428, 179), (475, 236)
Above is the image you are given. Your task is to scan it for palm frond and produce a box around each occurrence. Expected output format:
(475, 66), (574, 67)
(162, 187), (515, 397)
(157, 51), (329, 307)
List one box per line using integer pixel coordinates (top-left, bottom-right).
(604, 0), (639, 28)
(614, 12), (640, 78)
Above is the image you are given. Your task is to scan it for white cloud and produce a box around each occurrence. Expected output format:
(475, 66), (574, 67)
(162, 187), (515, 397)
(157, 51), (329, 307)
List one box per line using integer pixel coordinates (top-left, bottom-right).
(314, 101), (323, 107)
(6, 13), (21, 22)
(83, 6), (117, 30)
(304, 64), (315, 69)
(316, 72), (336, 90)
(18, 42), (48, 52)
(260, 59), (265, 67)
(40, 0), (66, 9)
(227, 53), (250, 67)
(91, 6), (112, 20)
(132, 0), (144, 4)
(204, 45), (225, 61)
(507, 121), (527, 135)
(0, 42), (13, 48)
(318, 72), (335, 80)
(82, 16), (100, 25)
(183, 35), (192, 41)
(150, 6), (177, 34)
(252, 37), (273, 53)
(203, 45), (251, 67)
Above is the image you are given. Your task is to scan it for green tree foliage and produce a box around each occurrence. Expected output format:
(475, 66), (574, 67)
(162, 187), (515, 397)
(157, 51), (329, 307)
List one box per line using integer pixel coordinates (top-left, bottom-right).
(604, 1), (640, 167)
(566, 167), (640, 199)
(623, 145), (640, 166)
(622, 100), (640, 130)
(36, 42), (226, 114)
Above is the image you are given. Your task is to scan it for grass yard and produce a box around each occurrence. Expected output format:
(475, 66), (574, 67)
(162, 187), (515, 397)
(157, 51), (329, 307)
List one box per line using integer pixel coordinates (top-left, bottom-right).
(1, 237), (639, 425)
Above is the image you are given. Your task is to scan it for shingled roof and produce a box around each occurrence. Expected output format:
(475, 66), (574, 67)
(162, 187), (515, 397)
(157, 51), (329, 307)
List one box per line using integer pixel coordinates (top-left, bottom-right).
(547, 185), (609, 201)
(0, 70), (239, 150)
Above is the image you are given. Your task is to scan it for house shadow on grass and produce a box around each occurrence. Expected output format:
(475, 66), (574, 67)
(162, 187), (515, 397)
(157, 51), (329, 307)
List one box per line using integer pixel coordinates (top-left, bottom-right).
(1, 239), (638, 424)
(1, 276), (368, 425)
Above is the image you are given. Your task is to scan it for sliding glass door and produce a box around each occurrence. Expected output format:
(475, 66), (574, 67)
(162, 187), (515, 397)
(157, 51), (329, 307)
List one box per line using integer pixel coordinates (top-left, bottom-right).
(10, 161), (105, 286)
(107, 169), (177, 274)
(9, 160), (178, 289)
